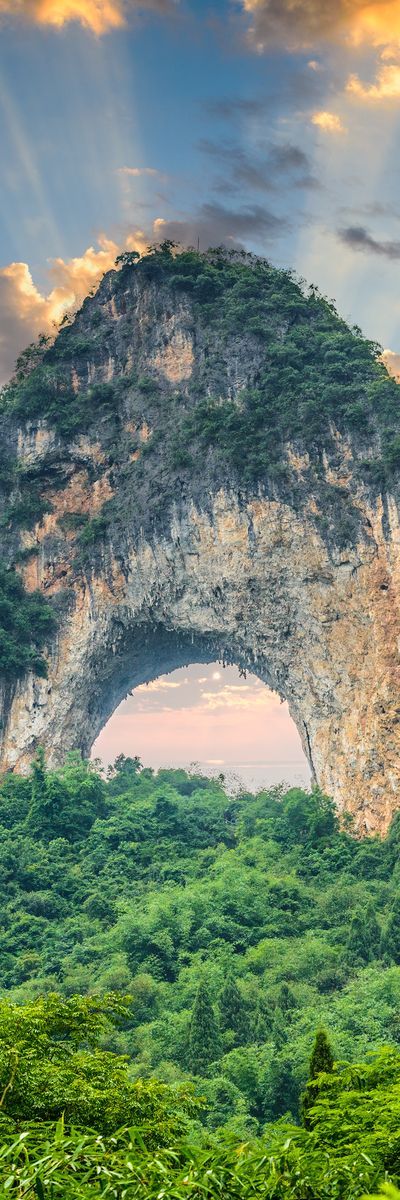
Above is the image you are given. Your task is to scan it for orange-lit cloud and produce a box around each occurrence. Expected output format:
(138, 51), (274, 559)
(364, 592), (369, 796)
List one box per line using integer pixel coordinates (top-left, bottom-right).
(0, 0), (175, 35)
(0, 262), (58, 387)
(49, 234), (124, 297)
(311, 110), (346, 132)
(347, 60), (400, 100)
(0, 231), (147, 385)
(240, 1), (400, 52)
(382, 349), (400, 379)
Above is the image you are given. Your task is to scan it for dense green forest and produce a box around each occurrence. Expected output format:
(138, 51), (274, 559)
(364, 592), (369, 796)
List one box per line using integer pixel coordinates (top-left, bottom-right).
(1, 753), (400, 1193)
(2, 988), (400, 1198)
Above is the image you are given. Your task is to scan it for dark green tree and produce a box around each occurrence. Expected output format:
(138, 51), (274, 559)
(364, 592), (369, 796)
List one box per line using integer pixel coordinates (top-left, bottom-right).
(263, 1056), (299, 1122)
(271, 1007), (288, 1050)
(309, 1028), (334, 1079)
(27, 752), (106, 842)
(188, 981), (222, 1075)
(382, 895), (400, 964)
(252, 997), (274, 1044)
(346, 903), (381, 964)
(276, 983), (297, 1019)
(219, 975), (248, 1046)
(302, 1028), (334, 1126)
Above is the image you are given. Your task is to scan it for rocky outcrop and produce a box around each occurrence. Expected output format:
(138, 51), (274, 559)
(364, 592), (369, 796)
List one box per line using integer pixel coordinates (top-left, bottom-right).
(0, 249), (399, 834)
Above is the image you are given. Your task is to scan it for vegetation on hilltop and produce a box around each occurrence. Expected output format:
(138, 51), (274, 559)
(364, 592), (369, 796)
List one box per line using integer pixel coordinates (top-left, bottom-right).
(2, 243), (400, 477)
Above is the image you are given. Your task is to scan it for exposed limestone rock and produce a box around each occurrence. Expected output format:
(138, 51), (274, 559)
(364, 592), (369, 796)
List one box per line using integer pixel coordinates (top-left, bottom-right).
(0, 250), (399, 834)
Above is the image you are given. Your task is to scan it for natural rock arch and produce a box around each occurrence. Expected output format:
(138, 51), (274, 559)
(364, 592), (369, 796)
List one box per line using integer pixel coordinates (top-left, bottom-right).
(0, 246), (399, 834)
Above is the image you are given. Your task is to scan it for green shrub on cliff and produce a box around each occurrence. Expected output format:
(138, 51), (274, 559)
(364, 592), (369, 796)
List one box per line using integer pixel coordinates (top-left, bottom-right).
(0, 561), (56, 680)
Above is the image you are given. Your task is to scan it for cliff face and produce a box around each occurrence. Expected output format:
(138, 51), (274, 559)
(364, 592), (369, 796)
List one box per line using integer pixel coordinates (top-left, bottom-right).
(0, 248), (399, 834)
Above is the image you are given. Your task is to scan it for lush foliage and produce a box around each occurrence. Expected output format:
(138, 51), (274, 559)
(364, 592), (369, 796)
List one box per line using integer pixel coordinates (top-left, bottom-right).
(1, 755), (400, 1140)
(0, 991), (198, 1140)
(0, 759), (398, 1193)
(0, 563), (56, 680)
(1, 1007), (400, 1197)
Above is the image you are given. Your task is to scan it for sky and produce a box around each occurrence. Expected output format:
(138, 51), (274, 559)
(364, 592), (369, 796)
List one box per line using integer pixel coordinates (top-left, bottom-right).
(1, 0), (400, 783)
(92, 664), (311, 788)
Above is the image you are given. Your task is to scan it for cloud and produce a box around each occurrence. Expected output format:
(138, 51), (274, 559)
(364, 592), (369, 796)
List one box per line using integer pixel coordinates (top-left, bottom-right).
(49, 235), (121, 295)
(0, 0), (176, 35)
(0, 231), (147, 386)
(0, 199), (290, 387)
(199, 137), (320, 192)
(338, 225), (400, 257)
(200, 684), (268, 712)
(238, 1), (400, 53)
(154, 201), (289, 249)
(206, 66), (327, 123)
(341, 200), (400, 218)
(0, 263), (55, 387)
(268, 144), (313, 171)
(382, 349), (400, 378)
(116, 167), (163, 178)
(0, 201), (289, 387)
(206, 96), (271, 120)
(311, 110), (346, 132)
(136, 678), (187, 692)
(347, 60), (400, 100)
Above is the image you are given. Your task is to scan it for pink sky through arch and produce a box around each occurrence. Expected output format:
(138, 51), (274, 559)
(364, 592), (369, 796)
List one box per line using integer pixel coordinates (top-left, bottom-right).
(92, 663), (311, 792)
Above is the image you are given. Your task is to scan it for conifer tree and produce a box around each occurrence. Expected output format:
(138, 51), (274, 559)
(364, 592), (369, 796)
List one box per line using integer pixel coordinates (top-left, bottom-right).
(188, 981), (222, 1075)
(219, 975), (248, 1045)
(309, 1028), (334, 1078)
(27, 747), (50, 838)
(302, 1028), (334, 1127)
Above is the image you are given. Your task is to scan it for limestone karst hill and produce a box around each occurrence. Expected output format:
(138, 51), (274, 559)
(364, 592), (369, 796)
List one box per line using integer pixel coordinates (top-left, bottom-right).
(0, 244), (399, 832)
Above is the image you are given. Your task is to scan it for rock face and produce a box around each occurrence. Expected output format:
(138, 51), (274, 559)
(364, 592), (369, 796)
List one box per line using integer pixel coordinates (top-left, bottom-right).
(0, 248), (399, 834)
